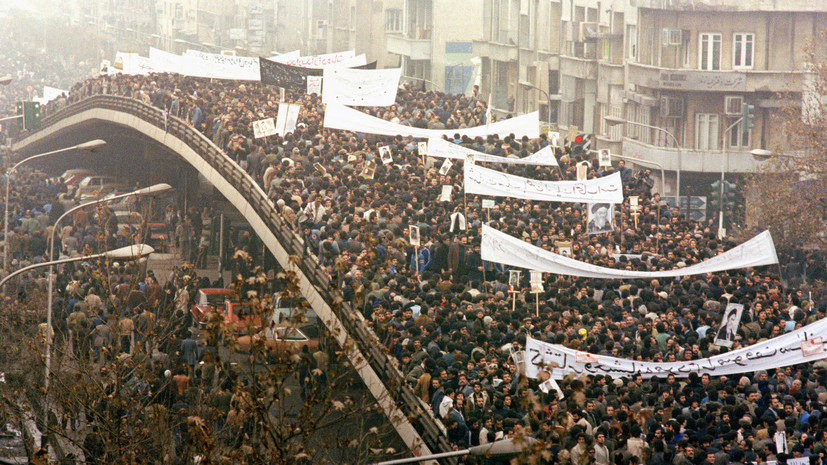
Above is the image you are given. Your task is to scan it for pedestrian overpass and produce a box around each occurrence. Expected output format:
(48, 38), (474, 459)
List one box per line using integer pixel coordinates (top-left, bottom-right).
(11, 95), (452, 463)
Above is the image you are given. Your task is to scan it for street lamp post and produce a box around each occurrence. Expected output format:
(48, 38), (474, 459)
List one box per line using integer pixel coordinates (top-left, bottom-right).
(42, 183), (171, 415)
(0, 243), (155, 425)
(519, 80), (553, 123)
(604, 115), (683, 211)
(4, 139), (107, 275)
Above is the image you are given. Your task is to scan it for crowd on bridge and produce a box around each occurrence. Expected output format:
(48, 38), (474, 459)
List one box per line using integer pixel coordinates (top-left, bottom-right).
(9, 65), (827, 465)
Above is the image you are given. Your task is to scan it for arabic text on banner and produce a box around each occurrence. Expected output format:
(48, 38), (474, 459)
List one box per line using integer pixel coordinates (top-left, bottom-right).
(481, 224), (778, 279)
(260, 58), (377, 90)
(465, 165), (623, 203)
(324, 103), (540, 139)
(427, 137), (559, 166)
(525, 318), (827, 379)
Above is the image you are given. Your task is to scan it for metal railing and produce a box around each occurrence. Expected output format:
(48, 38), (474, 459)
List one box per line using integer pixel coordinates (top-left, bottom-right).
(25, 95), (454, 460)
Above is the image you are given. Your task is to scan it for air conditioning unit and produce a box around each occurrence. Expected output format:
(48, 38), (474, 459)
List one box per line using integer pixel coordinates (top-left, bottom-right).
(660, 96), (685, 118)
(662, 28), (683, 47)
(579, 22), (599, 42)
(725, 96), (743, 115)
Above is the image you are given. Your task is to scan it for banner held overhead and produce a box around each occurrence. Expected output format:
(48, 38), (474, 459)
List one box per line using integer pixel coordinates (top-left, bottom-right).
(465, 165), (623, 203)
(481, 224), (779, 279)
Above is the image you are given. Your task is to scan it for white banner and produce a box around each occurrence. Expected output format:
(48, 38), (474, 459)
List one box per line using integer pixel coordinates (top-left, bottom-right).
(278, 50), (355, 68)
(322, 67), (402, 107)
(182, 50), (261, 80)
(149, 47), (184, 74)
(525, 317), (827, 379)
(481, 224), (779, 279)
(275, 104), (301, 136)
(39, 86), (67, 103)
(325, 103), (540, 139)
(328, 53), (368, 69)
(427, 137), (558, 166)
(465, 164), (623, 203)
(252, 118), (277, 138)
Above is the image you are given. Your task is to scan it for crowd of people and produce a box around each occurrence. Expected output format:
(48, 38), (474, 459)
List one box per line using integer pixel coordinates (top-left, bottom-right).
(8, 64), (827, 465)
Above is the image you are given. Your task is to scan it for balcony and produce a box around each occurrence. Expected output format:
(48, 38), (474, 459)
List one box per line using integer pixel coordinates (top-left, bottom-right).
(620, 138), (767, 174)
(559, 55), (598, 80)
(627, 62), (805, 93)
(386, 33), (432, 60)
(472, 39), (517, 64)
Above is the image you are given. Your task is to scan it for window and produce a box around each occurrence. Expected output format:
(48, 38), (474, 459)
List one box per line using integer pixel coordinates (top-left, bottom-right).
(733, 33), (754, 69)
(627, 24), (637, 61)
(385, 8), (402, 32)
(695, 113), (719, 150)
(727, 118), (751, 148)
(698, 33), (721, 70)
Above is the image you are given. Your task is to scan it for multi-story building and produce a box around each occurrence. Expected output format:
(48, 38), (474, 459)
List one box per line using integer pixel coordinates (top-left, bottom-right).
(604, 0), (826, 201)
(386, 0), (484, 94)
(474, 0), (826, 201)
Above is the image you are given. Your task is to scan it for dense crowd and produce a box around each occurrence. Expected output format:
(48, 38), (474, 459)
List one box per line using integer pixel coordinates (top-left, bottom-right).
(0, 13), (99, 145)
(11, 66), (827, 465)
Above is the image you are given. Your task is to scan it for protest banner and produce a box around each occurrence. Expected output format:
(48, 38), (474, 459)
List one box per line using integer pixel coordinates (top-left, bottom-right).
(325, 103), (540, 139)
(525, 316), (827, 379)
(322, 67), (402, 107)
(465, 164), (623, 204)
(481, 224), (778, 279)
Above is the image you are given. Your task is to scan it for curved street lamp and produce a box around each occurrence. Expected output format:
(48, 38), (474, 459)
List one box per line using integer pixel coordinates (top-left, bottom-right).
(0, 242), (155, 433)
(604, 115), (683, 209)
(4, 139), (107, 274)
(42, 182), (171, 395)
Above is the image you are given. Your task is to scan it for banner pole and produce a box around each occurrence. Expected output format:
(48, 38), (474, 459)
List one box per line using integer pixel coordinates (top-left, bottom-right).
(415, 246), (419, 276)
(535, 292), (539, 317)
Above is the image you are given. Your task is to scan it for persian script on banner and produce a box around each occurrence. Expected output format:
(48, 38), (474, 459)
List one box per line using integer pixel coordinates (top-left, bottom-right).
(324, 103), (540, 139)
(465, 164), (623, 204)
(481, 224), (778, 279)
(260, 57), (377, 90)
(427, 137), (558, 166)
(525, 318), (827, 379)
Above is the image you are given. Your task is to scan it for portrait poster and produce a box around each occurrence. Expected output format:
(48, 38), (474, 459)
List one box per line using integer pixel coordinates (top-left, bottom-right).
(417, 141), (428, 156)
(379, 145), (393, 164)
(361, 160), (376, 180)
(586, 203), (615, 235)
(439, 158), (453, 175)
(409, 225), (421, 247)
(714, 303), (745, 348)
(598, 149), (612, 168)
(439, 185), (452, 202)
(508, 270), (521, 291)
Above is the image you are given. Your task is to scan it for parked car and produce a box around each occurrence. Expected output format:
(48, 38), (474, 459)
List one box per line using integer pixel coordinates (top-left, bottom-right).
(54, 169), (95, 188)
(222, 299), (262, 332)
(236, 324), (319, 354)
(74, 175), (129, 200)
(271, 295), (319, 327)
(190, 288), (235, 323)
